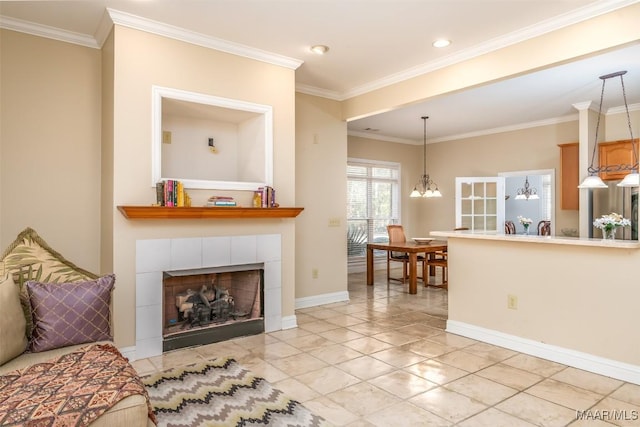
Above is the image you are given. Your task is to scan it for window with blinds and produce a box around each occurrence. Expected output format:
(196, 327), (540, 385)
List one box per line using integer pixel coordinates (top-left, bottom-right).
(347, 158), (401, 262)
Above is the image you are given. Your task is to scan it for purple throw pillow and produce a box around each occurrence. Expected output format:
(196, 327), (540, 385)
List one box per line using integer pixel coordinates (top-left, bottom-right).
(26, 274), (115, 352)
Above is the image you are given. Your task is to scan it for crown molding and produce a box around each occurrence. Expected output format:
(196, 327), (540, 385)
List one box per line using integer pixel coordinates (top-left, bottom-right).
(0, 9), (303, 70)
(1, 0), (635, 98)
(573, 101), (640, 114)
(429, 101), (640, 144)
(572, 101), (595, 111)
(431, 114), (580, 143)
(608, 102), (640, 115)
(350, 114), (583, 145)
(94, 9), (115, 46)
(106, 9), (302, 70)
(295, 83), (342, 101)
(340, 0), (638, 100)
(0, 15), (99, 48)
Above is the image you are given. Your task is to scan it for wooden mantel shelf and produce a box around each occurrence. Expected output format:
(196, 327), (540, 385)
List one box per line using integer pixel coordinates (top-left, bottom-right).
(117, 205), (304, 219)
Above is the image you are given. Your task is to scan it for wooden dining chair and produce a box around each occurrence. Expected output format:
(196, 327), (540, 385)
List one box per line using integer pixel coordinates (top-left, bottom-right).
(504, 220), (516, 234)
(386, 225), (425, 283)
(537, 220), (551, 236)
(425, 254), (448, 290)
(427, 226), (466, 289)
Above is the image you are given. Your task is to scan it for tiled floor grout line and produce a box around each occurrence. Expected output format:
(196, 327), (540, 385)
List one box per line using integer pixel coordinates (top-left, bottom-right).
(133, 270), (639, 426)
(290, 311), (539, 425)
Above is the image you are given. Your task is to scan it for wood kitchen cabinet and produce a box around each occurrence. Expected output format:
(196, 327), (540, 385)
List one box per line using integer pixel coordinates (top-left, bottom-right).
(558, 142), (579, 210)
(598, 138), (639, 181)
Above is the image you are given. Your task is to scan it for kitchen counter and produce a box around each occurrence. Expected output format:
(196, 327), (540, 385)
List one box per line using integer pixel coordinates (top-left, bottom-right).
(431, 229), (640, 385)
(430, 230), (640, 249)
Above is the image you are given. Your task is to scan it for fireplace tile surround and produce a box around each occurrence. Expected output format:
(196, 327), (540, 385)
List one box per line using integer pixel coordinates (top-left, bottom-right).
(134, 234), (285, 359)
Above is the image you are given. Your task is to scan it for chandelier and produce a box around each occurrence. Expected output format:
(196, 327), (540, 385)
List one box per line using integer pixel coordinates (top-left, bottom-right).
(410, 116), (442, 198)
(578, 70), (638, 189)
(514, 176), (539, 200)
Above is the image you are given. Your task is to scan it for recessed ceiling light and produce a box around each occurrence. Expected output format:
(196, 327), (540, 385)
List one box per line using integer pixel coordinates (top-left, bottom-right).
(432, 39), (451, 48)
(310, 45), (329, 55)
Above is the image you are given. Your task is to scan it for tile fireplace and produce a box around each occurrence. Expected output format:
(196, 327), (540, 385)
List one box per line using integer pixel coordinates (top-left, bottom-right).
(135, 234), (283, 359)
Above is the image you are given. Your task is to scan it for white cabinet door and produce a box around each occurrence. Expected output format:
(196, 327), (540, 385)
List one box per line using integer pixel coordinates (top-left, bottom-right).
(455, 177), (505, 232)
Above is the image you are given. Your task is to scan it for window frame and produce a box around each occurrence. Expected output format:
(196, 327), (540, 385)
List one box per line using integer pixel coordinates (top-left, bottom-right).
(347, 157), (402, 268)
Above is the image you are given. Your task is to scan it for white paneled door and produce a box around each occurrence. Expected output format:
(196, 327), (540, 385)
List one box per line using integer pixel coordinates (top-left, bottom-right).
(455, 177), (505, 233)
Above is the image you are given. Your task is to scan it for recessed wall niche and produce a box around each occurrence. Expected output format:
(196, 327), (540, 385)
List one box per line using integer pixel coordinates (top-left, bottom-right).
(152, 86), (273, 190)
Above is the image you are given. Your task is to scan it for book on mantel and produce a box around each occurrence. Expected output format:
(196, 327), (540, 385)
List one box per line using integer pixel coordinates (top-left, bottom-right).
(156, 180), (186, 207)
(206, 196), (237, 207)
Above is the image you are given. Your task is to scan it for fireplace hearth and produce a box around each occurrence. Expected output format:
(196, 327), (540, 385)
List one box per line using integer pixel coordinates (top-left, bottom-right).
(162, 264), (264, 351)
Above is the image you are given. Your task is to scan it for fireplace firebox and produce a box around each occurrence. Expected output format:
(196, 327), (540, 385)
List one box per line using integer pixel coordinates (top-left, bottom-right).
(162, 263), (264, 351)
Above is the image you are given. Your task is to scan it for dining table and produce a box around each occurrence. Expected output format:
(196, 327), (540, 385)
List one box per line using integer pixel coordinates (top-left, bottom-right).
(366, 240), (448, 294)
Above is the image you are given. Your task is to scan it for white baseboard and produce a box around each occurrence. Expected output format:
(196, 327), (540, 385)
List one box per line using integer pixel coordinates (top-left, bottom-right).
(281, 315), (298, 330)
(295, 291), (350, 309)
(447, 320), (640, 385)
(118, 345), (137, 361)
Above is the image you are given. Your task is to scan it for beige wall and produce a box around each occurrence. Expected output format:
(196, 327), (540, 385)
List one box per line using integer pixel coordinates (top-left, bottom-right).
(295, 93), (348, 299)
(107, 26), (297, 347)
(0, 29), (102, 272)
(448, 237), (640, 365)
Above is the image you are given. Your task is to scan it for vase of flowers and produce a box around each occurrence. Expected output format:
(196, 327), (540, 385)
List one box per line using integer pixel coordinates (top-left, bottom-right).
(517, 215), (533, 235)
(593, 212), (631, 240)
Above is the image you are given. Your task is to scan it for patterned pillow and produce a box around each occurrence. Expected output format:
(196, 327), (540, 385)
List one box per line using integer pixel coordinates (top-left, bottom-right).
(0, 272), (28, 364)
(27, 275), (115, 353)
(0, 228), (98, 338)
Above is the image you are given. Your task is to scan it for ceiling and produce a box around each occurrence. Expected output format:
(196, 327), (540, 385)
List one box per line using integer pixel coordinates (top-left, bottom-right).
(1, 0), (639, 142)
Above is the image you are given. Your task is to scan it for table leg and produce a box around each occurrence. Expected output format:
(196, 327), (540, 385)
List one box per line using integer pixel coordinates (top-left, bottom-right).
(409, 252), (417, 294)
(366, 246), (374, 286)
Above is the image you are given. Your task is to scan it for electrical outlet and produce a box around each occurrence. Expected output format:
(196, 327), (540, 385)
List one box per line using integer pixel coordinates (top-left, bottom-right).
(312, 268), (319, 279)
(507, 294), (518, 310)
(328, 218), (341, 227)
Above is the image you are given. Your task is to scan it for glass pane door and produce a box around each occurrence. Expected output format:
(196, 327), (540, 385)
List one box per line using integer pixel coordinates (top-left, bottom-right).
(455, 177), (505, 232)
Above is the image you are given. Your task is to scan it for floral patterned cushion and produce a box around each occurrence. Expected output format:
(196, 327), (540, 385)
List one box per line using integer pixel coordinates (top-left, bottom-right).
(0, 228), (98, 338)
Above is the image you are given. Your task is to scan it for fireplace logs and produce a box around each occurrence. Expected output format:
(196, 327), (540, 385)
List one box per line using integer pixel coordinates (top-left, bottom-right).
(176, 284), (239, 327)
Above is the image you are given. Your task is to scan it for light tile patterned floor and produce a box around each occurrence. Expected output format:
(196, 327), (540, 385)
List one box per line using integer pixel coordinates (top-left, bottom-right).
(132, 270), (640, 426)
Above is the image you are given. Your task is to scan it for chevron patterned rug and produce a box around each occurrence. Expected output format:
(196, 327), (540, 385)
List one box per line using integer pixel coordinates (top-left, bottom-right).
(141, 357), (330, 427)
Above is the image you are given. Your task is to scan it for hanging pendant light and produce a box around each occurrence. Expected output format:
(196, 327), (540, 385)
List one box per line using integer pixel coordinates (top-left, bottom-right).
(578, 71), (638, 189)
(618, 172), (639, 187)
(616, 71), (638, 187)
(410, 116), (442, 198)
(514, 176), (540, 200)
